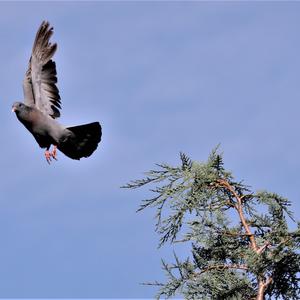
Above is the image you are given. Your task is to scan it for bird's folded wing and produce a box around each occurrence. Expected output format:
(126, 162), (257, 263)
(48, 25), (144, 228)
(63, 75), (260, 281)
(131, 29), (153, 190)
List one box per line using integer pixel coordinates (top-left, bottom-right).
(23, 21), (61, 119)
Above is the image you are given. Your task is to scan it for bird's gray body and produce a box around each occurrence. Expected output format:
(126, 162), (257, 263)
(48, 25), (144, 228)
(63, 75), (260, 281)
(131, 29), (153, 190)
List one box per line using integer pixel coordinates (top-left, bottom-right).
(13, 21), (102, 161)
(14, 103), (67, 148)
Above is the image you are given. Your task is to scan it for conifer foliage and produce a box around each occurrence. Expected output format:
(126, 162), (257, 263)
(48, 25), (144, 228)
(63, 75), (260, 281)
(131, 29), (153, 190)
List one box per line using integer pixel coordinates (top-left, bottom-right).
(123, 149), (300, 299)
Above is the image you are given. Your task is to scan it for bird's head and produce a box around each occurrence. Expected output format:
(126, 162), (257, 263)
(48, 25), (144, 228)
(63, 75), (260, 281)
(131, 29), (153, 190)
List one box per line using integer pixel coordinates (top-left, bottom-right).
(12, 102), (25, 113)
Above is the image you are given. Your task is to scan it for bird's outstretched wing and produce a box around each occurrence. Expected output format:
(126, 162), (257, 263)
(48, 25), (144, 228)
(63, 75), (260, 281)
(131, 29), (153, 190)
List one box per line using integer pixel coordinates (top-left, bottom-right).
(23, 21), (61, 119)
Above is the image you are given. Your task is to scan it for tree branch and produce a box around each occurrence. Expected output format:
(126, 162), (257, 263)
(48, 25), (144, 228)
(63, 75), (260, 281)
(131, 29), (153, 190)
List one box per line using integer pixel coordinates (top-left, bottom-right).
(257, 241), (271, 254)
(217, 179), (259, 252)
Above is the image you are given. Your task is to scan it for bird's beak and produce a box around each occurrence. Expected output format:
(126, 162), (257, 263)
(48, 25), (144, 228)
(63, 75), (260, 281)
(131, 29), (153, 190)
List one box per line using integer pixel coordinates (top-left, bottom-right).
(12, 107), (16, 112)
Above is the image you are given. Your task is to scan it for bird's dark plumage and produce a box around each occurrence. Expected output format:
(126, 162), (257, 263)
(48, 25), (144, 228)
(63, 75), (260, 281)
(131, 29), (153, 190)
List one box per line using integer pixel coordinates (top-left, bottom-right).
(58, 122), (102, 160)
(13, 21), (102, 163)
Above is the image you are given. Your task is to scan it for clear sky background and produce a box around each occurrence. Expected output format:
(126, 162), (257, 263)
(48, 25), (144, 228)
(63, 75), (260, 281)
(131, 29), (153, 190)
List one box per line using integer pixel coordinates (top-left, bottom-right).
(0, 1), (300, 298)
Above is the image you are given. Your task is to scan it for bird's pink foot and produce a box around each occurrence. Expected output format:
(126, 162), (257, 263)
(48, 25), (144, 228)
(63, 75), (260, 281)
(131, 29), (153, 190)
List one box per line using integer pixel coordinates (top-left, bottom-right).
(45, 150), (52, 164)
(51, 146), (57, 161)
(45, 146), (58, 164)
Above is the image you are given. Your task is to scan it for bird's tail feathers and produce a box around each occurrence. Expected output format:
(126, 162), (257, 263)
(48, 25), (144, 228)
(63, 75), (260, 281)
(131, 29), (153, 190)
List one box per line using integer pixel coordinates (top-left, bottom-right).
(58, 122), (102, 160)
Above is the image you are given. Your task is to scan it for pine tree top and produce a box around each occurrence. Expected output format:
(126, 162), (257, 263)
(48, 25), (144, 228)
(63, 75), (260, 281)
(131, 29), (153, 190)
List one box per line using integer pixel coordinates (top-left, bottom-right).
(123, 148), (300, 300)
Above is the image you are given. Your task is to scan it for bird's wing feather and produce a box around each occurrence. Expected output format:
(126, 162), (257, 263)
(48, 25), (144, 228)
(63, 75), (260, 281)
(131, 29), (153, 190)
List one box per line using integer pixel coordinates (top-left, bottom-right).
(23, 21), (61, 119)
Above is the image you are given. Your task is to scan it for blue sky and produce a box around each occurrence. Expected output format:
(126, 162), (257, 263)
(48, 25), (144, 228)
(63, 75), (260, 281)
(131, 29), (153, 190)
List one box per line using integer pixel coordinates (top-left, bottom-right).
(0, 1), (300, 298)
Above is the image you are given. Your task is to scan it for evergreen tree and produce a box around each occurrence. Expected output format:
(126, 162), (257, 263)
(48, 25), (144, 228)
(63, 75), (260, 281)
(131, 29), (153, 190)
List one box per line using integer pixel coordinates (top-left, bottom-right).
(123, 148), (300, 299)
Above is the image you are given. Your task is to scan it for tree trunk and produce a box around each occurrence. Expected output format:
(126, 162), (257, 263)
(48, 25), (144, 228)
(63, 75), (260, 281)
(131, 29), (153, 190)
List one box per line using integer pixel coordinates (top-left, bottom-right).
(256, 277), (272, 300)
(256, 282), (265, 300)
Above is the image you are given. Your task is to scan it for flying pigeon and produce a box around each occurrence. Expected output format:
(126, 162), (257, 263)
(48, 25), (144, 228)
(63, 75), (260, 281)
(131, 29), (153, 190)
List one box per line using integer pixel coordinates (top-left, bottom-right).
(12, 21), (102, 163)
